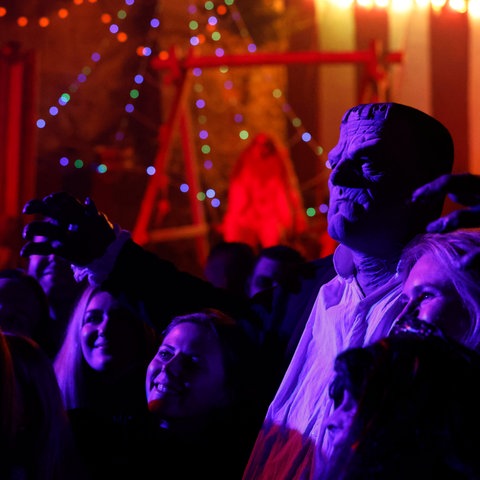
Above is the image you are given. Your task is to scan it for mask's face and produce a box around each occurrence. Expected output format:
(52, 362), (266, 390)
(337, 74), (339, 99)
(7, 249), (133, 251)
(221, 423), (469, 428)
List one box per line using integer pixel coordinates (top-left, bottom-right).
(397, 253), (471, 342)
(145, 322), (229, 421)
(326, 118), (417, 256)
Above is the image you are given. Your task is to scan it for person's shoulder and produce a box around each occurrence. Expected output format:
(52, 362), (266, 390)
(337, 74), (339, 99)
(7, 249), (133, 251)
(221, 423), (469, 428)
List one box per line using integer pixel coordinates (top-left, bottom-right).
(310, 254), (334, 269)
(302, 254), (335, 282)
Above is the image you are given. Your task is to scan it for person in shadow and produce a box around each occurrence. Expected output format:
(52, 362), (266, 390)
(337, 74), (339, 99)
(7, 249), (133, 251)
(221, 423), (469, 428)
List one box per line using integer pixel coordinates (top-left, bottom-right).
(322, 326), (480, 480)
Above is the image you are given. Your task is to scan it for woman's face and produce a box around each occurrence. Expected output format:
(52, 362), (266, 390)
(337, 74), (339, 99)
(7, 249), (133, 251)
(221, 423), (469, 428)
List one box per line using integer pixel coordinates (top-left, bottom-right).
(80, 291), (142, 373)
(325, 388), (358, 458)
(398, 253), (471, 341)
(145, 322), (229, 421)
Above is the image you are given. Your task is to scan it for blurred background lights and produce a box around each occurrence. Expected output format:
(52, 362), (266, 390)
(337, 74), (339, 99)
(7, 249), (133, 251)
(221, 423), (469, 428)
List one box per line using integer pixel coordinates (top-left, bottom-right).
(22, 0), (331, 231)
(319, 204), (329, 214)
(58, 93), (70, 105)
(272, 88), (282, 98)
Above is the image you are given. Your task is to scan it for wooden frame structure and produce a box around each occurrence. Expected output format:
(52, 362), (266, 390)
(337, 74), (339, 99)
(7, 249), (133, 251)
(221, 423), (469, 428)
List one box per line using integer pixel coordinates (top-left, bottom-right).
(132, 40), (403, 261)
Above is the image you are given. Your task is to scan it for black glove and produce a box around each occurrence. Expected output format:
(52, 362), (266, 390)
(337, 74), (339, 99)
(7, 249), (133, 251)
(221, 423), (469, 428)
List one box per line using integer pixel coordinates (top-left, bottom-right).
(20, 192), (116, 266)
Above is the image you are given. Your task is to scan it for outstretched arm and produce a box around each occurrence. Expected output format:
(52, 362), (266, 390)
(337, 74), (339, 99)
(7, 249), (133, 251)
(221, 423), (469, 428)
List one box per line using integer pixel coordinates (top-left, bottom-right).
(20, 191), (262, 334)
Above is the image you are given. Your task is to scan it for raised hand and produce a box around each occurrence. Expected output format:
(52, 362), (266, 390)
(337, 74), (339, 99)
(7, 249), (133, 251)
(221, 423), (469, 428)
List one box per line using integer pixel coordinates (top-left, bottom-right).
(412, 173), (480, 233)
(20, 192), (116, 266)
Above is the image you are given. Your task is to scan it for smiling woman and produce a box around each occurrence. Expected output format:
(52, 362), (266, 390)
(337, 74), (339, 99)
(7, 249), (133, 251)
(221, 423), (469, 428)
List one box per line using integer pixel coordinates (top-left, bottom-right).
(143, 309), (265, 479)
(390, 230), (480, 350)
(53, 284), (158, 480)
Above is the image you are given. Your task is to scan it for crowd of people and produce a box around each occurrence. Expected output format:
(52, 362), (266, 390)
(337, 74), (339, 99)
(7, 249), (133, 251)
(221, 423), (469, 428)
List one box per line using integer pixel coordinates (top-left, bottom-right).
(1, 101), (480, 479)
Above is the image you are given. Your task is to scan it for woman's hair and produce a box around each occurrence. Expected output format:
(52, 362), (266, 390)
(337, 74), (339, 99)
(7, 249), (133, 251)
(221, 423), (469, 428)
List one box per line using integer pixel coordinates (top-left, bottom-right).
(325, 335), (480, 480)
(397, 230), (480, 349)
(54, 284), (157, 409)
(162, 308), (261, 406)
(5, 332), (85, 480)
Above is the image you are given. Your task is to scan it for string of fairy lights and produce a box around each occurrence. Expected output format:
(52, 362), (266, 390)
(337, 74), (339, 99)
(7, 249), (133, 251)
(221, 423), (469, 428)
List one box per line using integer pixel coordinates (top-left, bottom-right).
(5, 0), (473, 220)
(0, 0), (332, 219)
(183, 1), (326, 216)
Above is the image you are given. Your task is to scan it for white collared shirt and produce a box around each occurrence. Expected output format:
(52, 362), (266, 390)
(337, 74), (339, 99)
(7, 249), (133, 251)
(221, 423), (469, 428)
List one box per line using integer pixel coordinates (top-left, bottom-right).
(244, 245), (402, 480)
